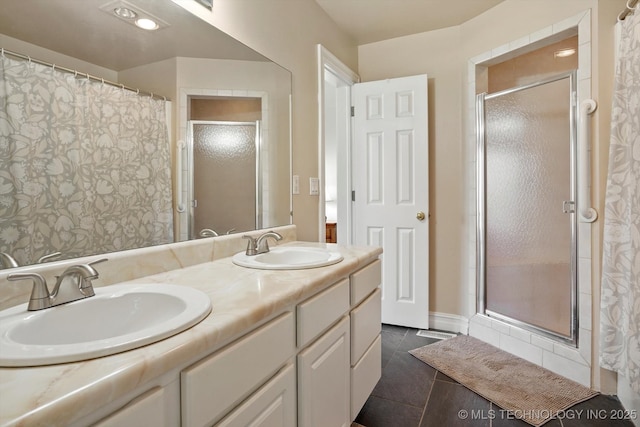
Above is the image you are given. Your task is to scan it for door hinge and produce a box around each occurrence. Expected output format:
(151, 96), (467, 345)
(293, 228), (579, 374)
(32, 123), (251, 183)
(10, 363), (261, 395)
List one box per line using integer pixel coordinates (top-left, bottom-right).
(562, 200), (575, 213)
(351, 106), (355, 117)
(351, 190), (356, 202)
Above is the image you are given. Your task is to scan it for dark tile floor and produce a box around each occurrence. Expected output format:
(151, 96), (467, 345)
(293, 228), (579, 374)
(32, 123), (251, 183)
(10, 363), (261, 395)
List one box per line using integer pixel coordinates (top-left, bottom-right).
(354, 325), (635, 427)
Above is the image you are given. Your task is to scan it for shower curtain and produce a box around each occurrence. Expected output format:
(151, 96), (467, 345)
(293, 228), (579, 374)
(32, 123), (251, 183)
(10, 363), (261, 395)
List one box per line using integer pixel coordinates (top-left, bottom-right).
(600, 10), (640, 393)
(0, 55), (174, 265)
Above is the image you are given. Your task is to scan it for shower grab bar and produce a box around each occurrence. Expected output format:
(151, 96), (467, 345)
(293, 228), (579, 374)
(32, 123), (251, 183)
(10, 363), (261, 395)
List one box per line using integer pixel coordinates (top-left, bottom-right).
(176, 140), (186, 213)
(578, 99), (598, 223)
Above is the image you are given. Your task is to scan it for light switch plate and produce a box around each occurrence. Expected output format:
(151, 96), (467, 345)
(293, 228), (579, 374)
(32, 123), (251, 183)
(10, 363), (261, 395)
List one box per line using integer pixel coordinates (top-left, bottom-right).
(292, 175), (300, 194)
(309, 177), (319, 196)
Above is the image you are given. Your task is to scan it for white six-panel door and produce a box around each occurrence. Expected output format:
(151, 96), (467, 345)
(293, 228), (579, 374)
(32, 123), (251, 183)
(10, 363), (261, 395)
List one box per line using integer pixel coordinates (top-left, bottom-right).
(352, 75), (429, 329)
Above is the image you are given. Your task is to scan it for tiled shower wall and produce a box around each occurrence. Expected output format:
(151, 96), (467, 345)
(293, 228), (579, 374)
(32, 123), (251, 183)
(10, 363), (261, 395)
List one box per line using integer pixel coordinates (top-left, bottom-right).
(464, 10), (595, 387)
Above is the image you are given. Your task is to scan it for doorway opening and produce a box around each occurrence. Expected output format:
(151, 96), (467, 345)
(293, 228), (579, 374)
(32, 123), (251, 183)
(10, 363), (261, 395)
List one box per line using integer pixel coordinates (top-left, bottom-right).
(318, 45), (430, 329)
(318, 46), (359, 245)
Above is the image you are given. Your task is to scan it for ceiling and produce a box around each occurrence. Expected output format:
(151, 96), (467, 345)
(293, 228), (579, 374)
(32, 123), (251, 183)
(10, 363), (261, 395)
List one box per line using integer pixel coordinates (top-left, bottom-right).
(0, 0), (507, 71)
(0, 0), (268, 71)
(314, 0), (506, 45)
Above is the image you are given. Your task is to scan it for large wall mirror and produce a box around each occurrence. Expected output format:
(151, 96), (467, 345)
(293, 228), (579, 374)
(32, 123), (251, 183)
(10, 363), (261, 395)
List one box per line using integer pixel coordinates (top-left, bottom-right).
(0, 0), (292, 269)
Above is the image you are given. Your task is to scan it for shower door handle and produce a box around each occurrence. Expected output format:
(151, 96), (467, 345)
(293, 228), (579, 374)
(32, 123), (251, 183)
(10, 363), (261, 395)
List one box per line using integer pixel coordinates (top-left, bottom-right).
(562, 201), (575, 214)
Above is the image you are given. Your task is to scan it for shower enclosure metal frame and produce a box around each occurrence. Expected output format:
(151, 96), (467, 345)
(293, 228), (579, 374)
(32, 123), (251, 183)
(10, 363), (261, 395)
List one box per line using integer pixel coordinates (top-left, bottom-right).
(186, 120), (262, 239)
(476, 71), (578, 345)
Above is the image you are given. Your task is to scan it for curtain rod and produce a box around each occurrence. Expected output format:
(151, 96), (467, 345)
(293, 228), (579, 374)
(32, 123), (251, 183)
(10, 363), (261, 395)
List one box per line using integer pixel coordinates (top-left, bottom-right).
(618, 0), (638, 21)
(0, 48), (170, 102)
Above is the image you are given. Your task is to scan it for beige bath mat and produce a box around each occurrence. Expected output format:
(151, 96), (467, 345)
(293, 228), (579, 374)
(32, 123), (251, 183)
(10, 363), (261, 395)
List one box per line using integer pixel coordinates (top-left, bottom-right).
(409, 335), (598, 426)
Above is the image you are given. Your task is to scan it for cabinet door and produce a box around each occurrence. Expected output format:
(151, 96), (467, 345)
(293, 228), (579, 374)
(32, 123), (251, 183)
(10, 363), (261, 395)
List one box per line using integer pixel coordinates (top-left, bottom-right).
(216, 364), (296, 427)
(297, 316), (350, 427)
(351, 335), (382, 419)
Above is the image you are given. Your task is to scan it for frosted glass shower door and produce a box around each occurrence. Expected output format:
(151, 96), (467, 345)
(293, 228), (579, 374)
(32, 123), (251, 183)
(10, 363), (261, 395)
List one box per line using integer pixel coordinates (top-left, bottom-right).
(479, 73), (576, 340)
(189, 121), (259, 238)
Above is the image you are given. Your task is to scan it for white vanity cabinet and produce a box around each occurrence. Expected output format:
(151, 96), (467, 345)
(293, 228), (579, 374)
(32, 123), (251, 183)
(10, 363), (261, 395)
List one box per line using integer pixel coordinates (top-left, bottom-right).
(93, 259), (381, 427)
(181, 312), (296, 427)
(3, 247), (384, 427)
(349, 260), (382, 419)
(296, 278), (351, 426)
(298, 316), (351, 427)
(177, 259), (380, 427)
(296, 259), (382, 427)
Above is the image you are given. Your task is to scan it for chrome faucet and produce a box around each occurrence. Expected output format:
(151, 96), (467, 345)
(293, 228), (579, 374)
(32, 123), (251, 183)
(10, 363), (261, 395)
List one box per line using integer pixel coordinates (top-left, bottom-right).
(0, 252), (19, 269)
(7, 258), (107, 311)
(242, 231), (283, 256)
(257, 231), (282, 254)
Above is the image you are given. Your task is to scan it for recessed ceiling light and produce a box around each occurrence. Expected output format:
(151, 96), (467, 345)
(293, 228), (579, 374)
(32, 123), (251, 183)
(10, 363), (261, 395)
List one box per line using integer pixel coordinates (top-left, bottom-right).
(100, 0), (169, 31)
(554, 48), (576, 58)
(113, 7), (137, 20)
(135, 18), (159, 30)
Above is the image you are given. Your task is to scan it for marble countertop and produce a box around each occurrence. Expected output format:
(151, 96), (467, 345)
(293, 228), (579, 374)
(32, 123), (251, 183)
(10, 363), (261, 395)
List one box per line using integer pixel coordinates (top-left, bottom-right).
(0, 242), (381, 427)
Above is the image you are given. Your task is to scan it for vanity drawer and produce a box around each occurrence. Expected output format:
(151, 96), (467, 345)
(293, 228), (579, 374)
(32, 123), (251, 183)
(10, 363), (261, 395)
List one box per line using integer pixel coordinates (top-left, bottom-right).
(350, 288), (381, 365)
(94, 387), (166, 427)
(181, 312), (295, 427)
(351, 334), (382, 420)
(350, 259), (381, 306)
(297, 278), (349, 348)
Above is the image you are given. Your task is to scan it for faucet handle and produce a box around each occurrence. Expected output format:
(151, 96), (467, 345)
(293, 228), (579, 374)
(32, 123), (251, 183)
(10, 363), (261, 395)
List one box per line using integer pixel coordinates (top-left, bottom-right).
(242, 235), (258, 256)
(79, 258), (108, 295)
(0, 252), (19, 269)
(7, 273), (51, 311)
(37, 251), (61, 264)
(199, 228), (219, 238)
(88, 258), (108, 267)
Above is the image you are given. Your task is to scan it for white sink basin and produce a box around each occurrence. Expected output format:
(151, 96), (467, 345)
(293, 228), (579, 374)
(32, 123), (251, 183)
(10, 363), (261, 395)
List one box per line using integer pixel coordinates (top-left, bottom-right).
(0, 284), (212, 367)
(232, 246), (343, 270)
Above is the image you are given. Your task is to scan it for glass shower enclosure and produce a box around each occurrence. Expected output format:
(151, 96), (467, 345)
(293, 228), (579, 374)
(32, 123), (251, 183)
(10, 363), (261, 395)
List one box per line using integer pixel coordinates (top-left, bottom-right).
(476, 72), (578, 344)
(187, 121), (261, 239)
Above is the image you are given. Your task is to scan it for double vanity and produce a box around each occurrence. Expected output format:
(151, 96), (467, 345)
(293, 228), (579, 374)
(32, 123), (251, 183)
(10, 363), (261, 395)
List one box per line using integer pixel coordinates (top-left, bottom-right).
(0, 229), (382, 427)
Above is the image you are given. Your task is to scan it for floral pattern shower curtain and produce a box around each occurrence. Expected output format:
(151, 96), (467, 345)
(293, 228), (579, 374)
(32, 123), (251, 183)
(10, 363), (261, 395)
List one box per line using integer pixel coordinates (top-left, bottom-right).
(0, 55), (173, 266)
(600, 10), (640, 393)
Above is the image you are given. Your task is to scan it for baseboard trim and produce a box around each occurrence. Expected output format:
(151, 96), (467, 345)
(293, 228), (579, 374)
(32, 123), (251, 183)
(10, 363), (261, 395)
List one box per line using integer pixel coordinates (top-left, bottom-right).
(429, 312), (469, 334)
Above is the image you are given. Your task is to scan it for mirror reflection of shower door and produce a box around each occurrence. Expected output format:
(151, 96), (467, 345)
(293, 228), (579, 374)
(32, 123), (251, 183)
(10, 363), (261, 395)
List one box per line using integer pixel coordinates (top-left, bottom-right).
(188, 121), (261, 239)
(478, 72), (577, 342)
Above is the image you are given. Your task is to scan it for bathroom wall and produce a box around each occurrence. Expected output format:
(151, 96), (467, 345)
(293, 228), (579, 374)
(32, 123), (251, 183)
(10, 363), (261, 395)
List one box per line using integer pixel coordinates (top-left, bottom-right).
(461, 0), (625, 397)
(357, 0), (628, 395)
(0, 34), (118, 81)
(170, 0), (358, 242)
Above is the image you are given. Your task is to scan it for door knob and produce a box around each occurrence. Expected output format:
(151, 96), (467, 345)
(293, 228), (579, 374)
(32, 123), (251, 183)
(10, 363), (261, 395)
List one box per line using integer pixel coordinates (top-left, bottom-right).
(416, 211), (426, 221)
